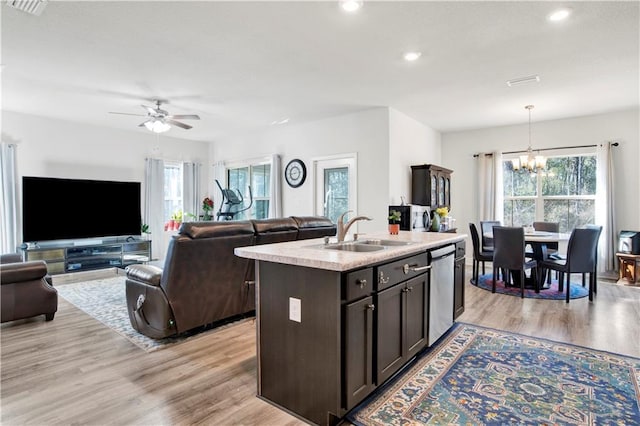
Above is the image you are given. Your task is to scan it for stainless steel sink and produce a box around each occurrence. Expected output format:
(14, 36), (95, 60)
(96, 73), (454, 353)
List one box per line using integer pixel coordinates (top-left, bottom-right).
(323, 243), (385, 252)
(357, 239), (414, 246)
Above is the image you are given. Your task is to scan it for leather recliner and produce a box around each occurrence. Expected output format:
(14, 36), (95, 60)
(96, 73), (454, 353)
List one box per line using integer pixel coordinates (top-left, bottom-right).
(1, 254), (58, 323)
(124, 216), (336, 339)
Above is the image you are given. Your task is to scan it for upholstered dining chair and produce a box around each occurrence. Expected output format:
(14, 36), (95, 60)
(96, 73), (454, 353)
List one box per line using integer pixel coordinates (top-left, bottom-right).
(480, 220), (501, 253)
(531, 221), (560, 283)
(469, 223), (493, 284)
(539, 226), (602, 303)
(492, 226), (538, 298)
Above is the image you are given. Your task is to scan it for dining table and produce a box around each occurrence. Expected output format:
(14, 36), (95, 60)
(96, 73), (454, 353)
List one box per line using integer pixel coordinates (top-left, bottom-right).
(484, 229), (571, 289)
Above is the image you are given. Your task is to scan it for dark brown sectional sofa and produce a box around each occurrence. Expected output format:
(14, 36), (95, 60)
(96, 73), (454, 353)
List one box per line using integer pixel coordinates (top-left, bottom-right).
(124, 216), (336, 339)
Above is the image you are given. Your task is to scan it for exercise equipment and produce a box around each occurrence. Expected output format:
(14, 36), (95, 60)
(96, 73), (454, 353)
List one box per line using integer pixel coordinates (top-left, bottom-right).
(215, 179), (253, 220)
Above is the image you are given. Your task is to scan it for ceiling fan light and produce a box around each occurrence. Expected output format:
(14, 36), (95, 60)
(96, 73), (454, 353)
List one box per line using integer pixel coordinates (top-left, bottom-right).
(144, 119), (170, 133)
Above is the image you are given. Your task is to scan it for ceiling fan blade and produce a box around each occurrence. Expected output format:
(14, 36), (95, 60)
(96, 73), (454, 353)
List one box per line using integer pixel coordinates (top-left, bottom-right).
(138, 119), (152, 127)
(167, 114), (200, 120)
(141, 104), (157, 114)
(166, 119), (192, 130)
(109, 112), (146, 116)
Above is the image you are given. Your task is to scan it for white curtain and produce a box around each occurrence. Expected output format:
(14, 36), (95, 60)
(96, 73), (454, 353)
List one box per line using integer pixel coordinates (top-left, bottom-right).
(144, 158), (165, 261)
(182, 162), (201, 220)
(269, 153), (282, 218)
(212, 161), (226, 220)
(476, 151), (503, 222)
(0, 143), (18, 254)
(595, 142), (616, 272)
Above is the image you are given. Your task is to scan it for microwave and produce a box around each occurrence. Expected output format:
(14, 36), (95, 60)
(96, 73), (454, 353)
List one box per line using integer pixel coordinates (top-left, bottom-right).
(388, 204), (430, 232)
(618, 230), (640, 254)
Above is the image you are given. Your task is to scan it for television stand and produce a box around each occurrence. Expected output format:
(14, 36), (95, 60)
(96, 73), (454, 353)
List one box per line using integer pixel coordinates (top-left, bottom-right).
(21, 239), (151, 275)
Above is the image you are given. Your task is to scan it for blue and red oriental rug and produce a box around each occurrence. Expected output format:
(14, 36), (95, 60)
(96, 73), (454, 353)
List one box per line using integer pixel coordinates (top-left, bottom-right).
(348, 323), (640, 425)
(473, 273), (589, 300)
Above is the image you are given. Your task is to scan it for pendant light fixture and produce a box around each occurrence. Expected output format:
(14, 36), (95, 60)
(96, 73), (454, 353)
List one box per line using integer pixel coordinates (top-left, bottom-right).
(512, 105), (546, 173)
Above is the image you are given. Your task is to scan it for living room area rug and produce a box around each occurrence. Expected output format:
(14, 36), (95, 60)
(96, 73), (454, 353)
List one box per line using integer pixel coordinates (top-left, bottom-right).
(348, 323), (640, 425)
(473, 273), (589, 300)
(56, 275), (253, 352)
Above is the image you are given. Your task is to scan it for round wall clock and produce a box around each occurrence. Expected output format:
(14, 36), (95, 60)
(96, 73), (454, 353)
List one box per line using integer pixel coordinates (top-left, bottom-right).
(285, 159), (307, 188)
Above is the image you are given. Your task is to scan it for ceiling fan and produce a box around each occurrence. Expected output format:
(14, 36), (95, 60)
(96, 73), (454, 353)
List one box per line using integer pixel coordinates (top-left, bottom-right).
(109, 99), (200, 133)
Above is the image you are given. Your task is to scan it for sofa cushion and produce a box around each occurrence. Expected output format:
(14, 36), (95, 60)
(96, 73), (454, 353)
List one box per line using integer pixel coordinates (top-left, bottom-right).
(180, 221), (255, 239)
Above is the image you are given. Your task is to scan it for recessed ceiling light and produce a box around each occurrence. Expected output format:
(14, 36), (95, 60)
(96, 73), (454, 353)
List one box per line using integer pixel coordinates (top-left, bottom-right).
(506, 75), (540, 87)
(339, 0), (363, 13)
(403, 51), (422, 62)
(270, 118), (289, 126)
(548, 8), (572, 21)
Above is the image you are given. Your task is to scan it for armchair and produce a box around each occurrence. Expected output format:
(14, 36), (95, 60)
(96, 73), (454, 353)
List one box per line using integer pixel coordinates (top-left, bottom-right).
(1, 257), (58, 323)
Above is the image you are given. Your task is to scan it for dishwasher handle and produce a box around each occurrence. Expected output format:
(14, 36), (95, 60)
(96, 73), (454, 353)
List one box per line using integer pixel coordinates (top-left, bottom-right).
(403, 263), (432, 274)
(429, 244), (456, 262)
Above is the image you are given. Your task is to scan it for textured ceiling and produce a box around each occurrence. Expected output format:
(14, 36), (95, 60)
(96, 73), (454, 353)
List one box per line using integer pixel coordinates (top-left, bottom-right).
(2, 1), (638, 142)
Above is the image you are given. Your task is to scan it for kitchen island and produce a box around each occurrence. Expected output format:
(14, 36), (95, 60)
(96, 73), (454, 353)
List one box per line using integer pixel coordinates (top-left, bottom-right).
(235, 230), (466, 426)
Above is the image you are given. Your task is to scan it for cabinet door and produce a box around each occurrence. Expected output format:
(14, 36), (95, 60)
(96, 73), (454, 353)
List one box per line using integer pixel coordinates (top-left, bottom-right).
(344, 296), (375, 410)
(454, 257), (465, 319)
(405, 274), (429, 359)
(375, 284), (404, 384)
(430, 174), (437, 206)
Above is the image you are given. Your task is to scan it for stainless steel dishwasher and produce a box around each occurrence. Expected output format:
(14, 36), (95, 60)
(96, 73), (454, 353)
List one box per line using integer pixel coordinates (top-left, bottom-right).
(428, 244), (456, 346)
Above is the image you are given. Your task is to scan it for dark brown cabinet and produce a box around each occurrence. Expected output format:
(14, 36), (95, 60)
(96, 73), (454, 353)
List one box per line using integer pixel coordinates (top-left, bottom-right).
(344, 295), (375, 410)
(375, 274), (429, 384)
(411, 164), (453, 209)
(454, 241), (466, 319)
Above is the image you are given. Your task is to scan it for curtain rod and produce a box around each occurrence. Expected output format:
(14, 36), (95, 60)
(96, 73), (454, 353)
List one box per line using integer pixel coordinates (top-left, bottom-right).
(474, 142), (619, 157)
(503, 142), (619, 155)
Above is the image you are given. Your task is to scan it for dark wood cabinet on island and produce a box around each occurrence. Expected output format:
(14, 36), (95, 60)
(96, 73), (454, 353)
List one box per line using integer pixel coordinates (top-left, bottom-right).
(411, 164), (453, 209)
(235, 232), (466, 426)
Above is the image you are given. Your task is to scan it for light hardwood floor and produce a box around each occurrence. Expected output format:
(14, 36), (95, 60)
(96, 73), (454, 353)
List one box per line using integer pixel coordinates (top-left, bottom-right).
(1, 266), (638, 425)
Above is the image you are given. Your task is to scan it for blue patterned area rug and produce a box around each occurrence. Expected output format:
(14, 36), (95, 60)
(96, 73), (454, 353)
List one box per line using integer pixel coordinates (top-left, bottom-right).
(56, 275), (253, 352)
(473, 273), (589, 300)
(348, 323), (640, 425)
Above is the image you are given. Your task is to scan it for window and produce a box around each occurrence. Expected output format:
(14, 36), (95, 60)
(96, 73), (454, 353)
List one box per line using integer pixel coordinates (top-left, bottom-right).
(503, 154), (596, 232)
(314, 154), (357, 224)
(226, 162), (271, 220)
(164, 162), (183, 222)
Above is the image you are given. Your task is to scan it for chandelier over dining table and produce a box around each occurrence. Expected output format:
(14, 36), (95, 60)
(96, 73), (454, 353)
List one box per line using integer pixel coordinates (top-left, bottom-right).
(512, 105), (546, 172)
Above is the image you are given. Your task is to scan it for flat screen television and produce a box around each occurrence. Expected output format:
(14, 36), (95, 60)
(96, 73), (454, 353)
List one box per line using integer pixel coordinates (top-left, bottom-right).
(22, 176), (142, 243)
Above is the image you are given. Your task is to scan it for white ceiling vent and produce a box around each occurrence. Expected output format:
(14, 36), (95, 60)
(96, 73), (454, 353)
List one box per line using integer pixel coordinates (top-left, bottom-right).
(6, 0), (48, 16)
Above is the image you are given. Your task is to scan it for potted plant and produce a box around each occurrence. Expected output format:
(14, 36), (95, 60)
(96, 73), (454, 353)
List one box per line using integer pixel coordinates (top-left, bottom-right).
(141, 223), (151, 240)
(388, 210), (402, 235)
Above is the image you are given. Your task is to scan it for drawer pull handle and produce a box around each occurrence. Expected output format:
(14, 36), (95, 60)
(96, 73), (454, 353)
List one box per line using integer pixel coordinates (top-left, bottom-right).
(379, 271), (390, 285)
(402, 286), (414, 293)
(366, 304), (375, 311)
(403, 263), (432, 274)
(356, 279), (367, 289)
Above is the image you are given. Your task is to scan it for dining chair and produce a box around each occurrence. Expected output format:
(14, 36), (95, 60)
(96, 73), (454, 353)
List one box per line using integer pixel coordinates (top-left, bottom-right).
(492, 226), (538, 298)
(480, 220), (501, 252)
(539, 226), (602, 303)
(469, 223), (493, 284)
(531, 221), (560, 282)
(532, 221), (560, 253)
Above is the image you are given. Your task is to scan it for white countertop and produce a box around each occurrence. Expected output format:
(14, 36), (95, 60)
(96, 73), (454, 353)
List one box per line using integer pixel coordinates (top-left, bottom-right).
(234, 230), (467, 272)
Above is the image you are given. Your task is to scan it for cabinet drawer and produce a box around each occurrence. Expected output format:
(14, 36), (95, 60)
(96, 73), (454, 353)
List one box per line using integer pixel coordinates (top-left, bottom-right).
(344, 268), (373, 302)
(455, 240), (466, 258)
(26, 249), (65, 261)
(376, 252), (429, 291)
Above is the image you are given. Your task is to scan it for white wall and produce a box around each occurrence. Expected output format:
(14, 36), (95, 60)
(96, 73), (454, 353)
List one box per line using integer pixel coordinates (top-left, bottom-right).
(388, 108), (441, 206)
(3, 110), (210, 244)
(442, 108), (640, 256)
(210, 108), (391, 233)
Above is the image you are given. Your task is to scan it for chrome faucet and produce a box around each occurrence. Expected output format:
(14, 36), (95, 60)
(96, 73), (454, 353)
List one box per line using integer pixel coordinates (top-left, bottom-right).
(337, 210), (372, 242)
